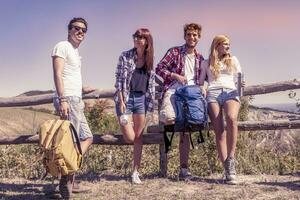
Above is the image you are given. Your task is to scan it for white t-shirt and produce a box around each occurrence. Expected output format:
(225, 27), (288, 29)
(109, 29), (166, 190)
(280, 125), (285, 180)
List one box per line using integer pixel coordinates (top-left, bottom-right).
(184, 53), (196, 85)
(200, 56), (242, 90)
(169, 53), (196, 90)
(52, 41), (82, 98)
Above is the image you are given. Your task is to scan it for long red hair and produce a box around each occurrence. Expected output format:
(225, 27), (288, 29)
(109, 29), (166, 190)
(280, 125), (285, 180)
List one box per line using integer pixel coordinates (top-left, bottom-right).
(133, 28), (154, 72)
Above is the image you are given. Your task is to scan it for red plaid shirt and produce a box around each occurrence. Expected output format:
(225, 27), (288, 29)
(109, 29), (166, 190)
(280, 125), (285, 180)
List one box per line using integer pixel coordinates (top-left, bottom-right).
(156, 44), (204, 97)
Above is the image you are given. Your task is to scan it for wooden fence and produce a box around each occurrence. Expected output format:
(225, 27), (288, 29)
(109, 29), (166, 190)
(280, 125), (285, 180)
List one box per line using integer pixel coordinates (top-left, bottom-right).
(0, 79), (300, 176)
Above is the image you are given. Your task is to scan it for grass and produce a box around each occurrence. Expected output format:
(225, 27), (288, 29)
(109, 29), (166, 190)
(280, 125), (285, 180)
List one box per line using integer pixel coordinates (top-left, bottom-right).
(0, 99), (299, 179)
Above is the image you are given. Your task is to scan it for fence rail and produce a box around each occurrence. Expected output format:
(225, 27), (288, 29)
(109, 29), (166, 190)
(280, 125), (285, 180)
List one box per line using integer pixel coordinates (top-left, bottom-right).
(1, 120), (300, 145)
(1, 79), (299, 107)
(0, 78), (299, 177)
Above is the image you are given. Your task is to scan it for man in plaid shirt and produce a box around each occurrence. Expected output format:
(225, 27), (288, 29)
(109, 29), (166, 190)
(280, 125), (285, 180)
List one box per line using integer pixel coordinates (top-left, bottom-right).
(156, 23), (204, 181)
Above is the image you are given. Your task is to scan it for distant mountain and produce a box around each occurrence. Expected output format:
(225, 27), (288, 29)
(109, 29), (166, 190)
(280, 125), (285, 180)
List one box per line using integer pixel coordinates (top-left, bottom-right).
(0, 107), (57, 136)
(16, 90), (54, 97)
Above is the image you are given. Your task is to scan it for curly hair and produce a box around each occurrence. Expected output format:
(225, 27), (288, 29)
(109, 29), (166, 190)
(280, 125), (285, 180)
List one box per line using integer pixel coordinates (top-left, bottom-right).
(184, 23), (202, 38)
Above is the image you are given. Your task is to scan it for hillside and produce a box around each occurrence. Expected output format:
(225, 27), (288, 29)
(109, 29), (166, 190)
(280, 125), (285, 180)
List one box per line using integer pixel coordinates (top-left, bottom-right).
(247, 106), (300, 153)
(0, 108), (57, 136)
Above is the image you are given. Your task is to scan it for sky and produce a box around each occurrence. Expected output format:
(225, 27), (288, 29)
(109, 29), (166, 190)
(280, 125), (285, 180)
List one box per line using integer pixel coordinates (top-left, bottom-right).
(0, 0), (299, 105)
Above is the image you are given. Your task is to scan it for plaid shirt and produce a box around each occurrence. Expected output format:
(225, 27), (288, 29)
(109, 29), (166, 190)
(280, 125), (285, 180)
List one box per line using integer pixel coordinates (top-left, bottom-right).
(114, 48), (155, 112)
(156, 44), (204, 97)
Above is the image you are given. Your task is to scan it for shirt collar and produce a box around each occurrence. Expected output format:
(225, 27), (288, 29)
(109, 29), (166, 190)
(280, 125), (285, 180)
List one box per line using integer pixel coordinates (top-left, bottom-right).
(182, 44), (200, 57)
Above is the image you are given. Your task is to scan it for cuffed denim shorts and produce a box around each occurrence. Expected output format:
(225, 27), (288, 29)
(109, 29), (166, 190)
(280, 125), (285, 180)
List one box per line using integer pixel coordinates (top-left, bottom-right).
(115, 92), (146, 116)
(54, 96), (93, 141)
(207, 88), (240, 106)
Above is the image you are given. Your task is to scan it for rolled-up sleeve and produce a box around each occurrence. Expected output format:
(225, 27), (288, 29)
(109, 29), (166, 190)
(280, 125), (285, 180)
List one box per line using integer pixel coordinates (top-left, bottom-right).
(156, 48), (174, 81)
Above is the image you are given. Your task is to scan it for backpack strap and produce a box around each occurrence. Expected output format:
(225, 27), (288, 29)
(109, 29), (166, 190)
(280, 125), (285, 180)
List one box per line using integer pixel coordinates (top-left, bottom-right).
(163, 125), (176, 153)
(70, 123), (83, 155)
(163, 130), (170, 153)
(189, 131), (195, 149)
(197, 130), (205, 144)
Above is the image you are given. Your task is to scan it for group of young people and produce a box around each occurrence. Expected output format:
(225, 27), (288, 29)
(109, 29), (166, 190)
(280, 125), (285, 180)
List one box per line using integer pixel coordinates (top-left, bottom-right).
(52, 17), (243, 198)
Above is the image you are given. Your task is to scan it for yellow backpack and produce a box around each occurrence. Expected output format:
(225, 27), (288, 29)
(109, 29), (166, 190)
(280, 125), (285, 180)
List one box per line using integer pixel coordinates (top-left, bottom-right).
(39, 119), (82, 178)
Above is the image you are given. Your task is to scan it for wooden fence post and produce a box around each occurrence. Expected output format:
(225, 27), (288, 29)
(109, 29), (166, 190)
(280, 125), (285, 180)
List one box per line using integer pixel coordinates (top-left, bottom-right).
(159, 142), (168, 177)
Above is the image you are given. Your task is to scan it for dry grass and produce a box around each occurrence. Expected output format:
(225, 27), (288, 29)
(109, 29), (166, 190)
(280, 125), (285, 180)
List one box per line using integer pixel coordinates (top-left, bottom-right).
(0, 174), (299, 200)
(0, 108), (56, 136)
(0, 101), (299, 199)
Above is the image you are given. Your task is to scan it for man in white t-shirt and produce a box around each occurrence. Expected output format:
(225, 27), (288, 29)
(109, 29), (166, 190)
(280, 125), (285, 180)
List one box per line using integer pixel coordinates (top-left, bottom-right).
(52, 17), (93, 199)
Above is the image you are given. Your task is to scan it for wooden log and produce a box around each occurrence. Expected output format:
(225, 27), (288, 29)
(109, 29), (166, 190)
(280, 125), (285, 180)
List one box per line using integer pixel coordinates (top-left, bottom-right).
(1, 79), (300, 107)
(159, 143), (168, 177)
(0, 89), (115, 107)
(147, 120), (300, 133)
(237, 120), (300, 131)
(0, 133), (164, 145)
(1, 121), (299, 145)
(243, 79), (300, 96)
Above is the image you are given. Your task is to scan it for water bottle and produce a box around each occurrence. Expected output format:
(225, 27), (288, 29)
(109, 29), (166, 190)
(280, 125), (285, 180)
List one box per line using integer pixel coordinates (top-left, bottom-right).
(120, 114), (129, 126)
(237, 72), (244, 97)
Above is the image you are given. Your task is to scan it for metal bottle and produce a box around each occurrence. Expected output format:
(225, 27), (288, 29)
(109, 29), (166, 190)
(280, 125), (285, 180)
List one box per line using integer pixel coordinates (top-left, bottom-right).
(237, 72), (244, 97)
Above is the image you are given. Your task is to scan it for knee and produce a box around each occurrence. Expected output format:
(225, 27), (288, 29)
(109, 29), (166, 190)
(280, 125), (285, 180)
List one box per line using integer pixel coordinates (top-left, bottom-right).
(87, 137), (93, 145)
(81, 136), (93, 145)
(123, 135), (134, 144)
(226, 115), (238, 126)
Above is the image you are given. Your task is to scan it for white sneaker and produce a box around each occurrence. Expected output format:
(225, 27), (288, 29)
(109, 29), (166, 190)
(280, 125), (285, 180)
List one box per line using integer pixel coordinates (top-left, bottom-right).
(224, 157), (237, 184)
(131, 171), (142, 184)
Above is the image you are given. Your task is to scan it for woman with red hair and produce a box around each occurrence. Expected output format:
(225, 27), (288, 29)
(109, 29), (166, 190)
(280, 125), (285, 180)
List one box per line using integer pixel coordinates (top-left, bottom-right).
(114, 28), (155, 184)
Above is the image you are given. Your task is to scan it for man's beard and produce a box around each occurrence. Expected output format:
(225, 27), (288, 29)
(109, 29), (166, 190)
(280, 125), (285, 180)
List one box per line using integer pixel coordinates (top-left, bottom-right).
(186, 42), (197, 49)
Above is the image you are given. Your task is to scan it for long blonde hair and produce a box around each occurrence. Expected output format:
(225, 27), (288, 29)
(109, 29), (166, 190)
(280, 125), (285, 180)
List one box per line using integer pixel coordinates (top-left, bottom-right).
(209, 35), (236, 79)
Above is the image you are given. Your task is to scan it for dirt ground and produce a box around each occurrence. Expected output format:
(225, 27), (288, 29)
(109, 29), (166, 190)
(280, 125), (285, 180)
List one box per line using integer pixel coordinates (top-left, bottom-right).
(0, 173), (299, 200)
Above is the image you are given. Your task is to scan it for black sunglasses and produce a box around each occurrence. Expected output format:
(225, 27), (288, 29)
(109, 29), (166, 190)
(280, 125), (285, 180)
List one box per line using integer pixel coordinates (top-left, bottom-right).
(132, 35), (145, 40)
(71, 25), (87, 33)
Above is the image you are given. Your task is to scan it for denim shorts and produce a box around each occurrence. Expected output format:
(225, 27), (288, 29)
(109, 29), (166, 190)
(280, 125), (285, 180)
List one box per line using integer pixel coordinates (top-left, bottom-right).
(115, 92), (146, 116)
(54, 96), (93, 141)
(207, 88), (240, 106)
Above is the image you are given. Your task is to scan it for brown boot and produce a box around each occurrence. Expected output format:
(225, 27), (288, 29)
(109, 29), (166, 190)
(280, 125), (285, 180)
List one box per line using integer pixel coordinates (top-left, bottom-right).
(59, 174), (74, 199)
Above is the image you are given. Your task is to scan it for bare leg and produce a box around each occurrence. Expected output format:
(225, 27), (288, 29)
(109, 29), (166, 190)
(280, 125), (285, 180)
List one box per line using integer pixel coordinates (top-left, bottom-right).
(223, 100), (240, 158)
(132, 114), (146, 172)
(208, 102), (226, 163)
(118, 117), (135, 143)
(179, 132), (190, 169)
(80, 138), (93, 155)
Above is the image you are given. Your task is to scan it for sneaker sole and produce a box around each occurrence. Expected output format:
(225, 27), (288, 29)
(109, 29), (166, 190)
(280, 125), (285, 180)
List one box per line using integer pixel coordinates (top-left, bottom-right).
(225, 179), (238, 185)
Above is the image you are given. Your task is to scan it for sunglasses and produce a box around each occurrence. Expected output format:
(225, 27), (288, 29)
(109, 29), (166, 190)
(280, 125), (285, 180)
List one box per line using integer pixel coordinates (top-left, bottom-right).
(71, 25), (87, 33)
(132, 35), (145, 40)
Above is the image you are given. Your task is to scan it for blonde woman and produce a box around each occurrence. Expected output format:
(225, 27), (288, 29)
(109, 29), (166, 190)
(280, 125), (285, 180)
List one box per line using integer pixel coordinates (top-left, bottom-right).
(114, 28), (155, 184)
(200, 35), (244, 183)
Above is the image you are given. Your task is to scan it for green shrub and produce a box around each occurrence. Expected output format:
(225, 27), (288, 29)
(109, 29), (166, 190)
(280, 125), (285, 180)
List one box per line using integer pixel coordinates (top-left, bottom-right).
(84, 99), (119, 134)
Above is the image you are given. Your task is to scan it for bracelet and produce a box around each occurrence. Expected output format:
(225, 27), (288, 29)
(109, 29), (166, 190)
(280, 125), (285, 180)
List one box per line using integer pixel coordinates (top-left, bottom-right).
(58, 96), (66, 100)
(58, 96), (67, 103)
